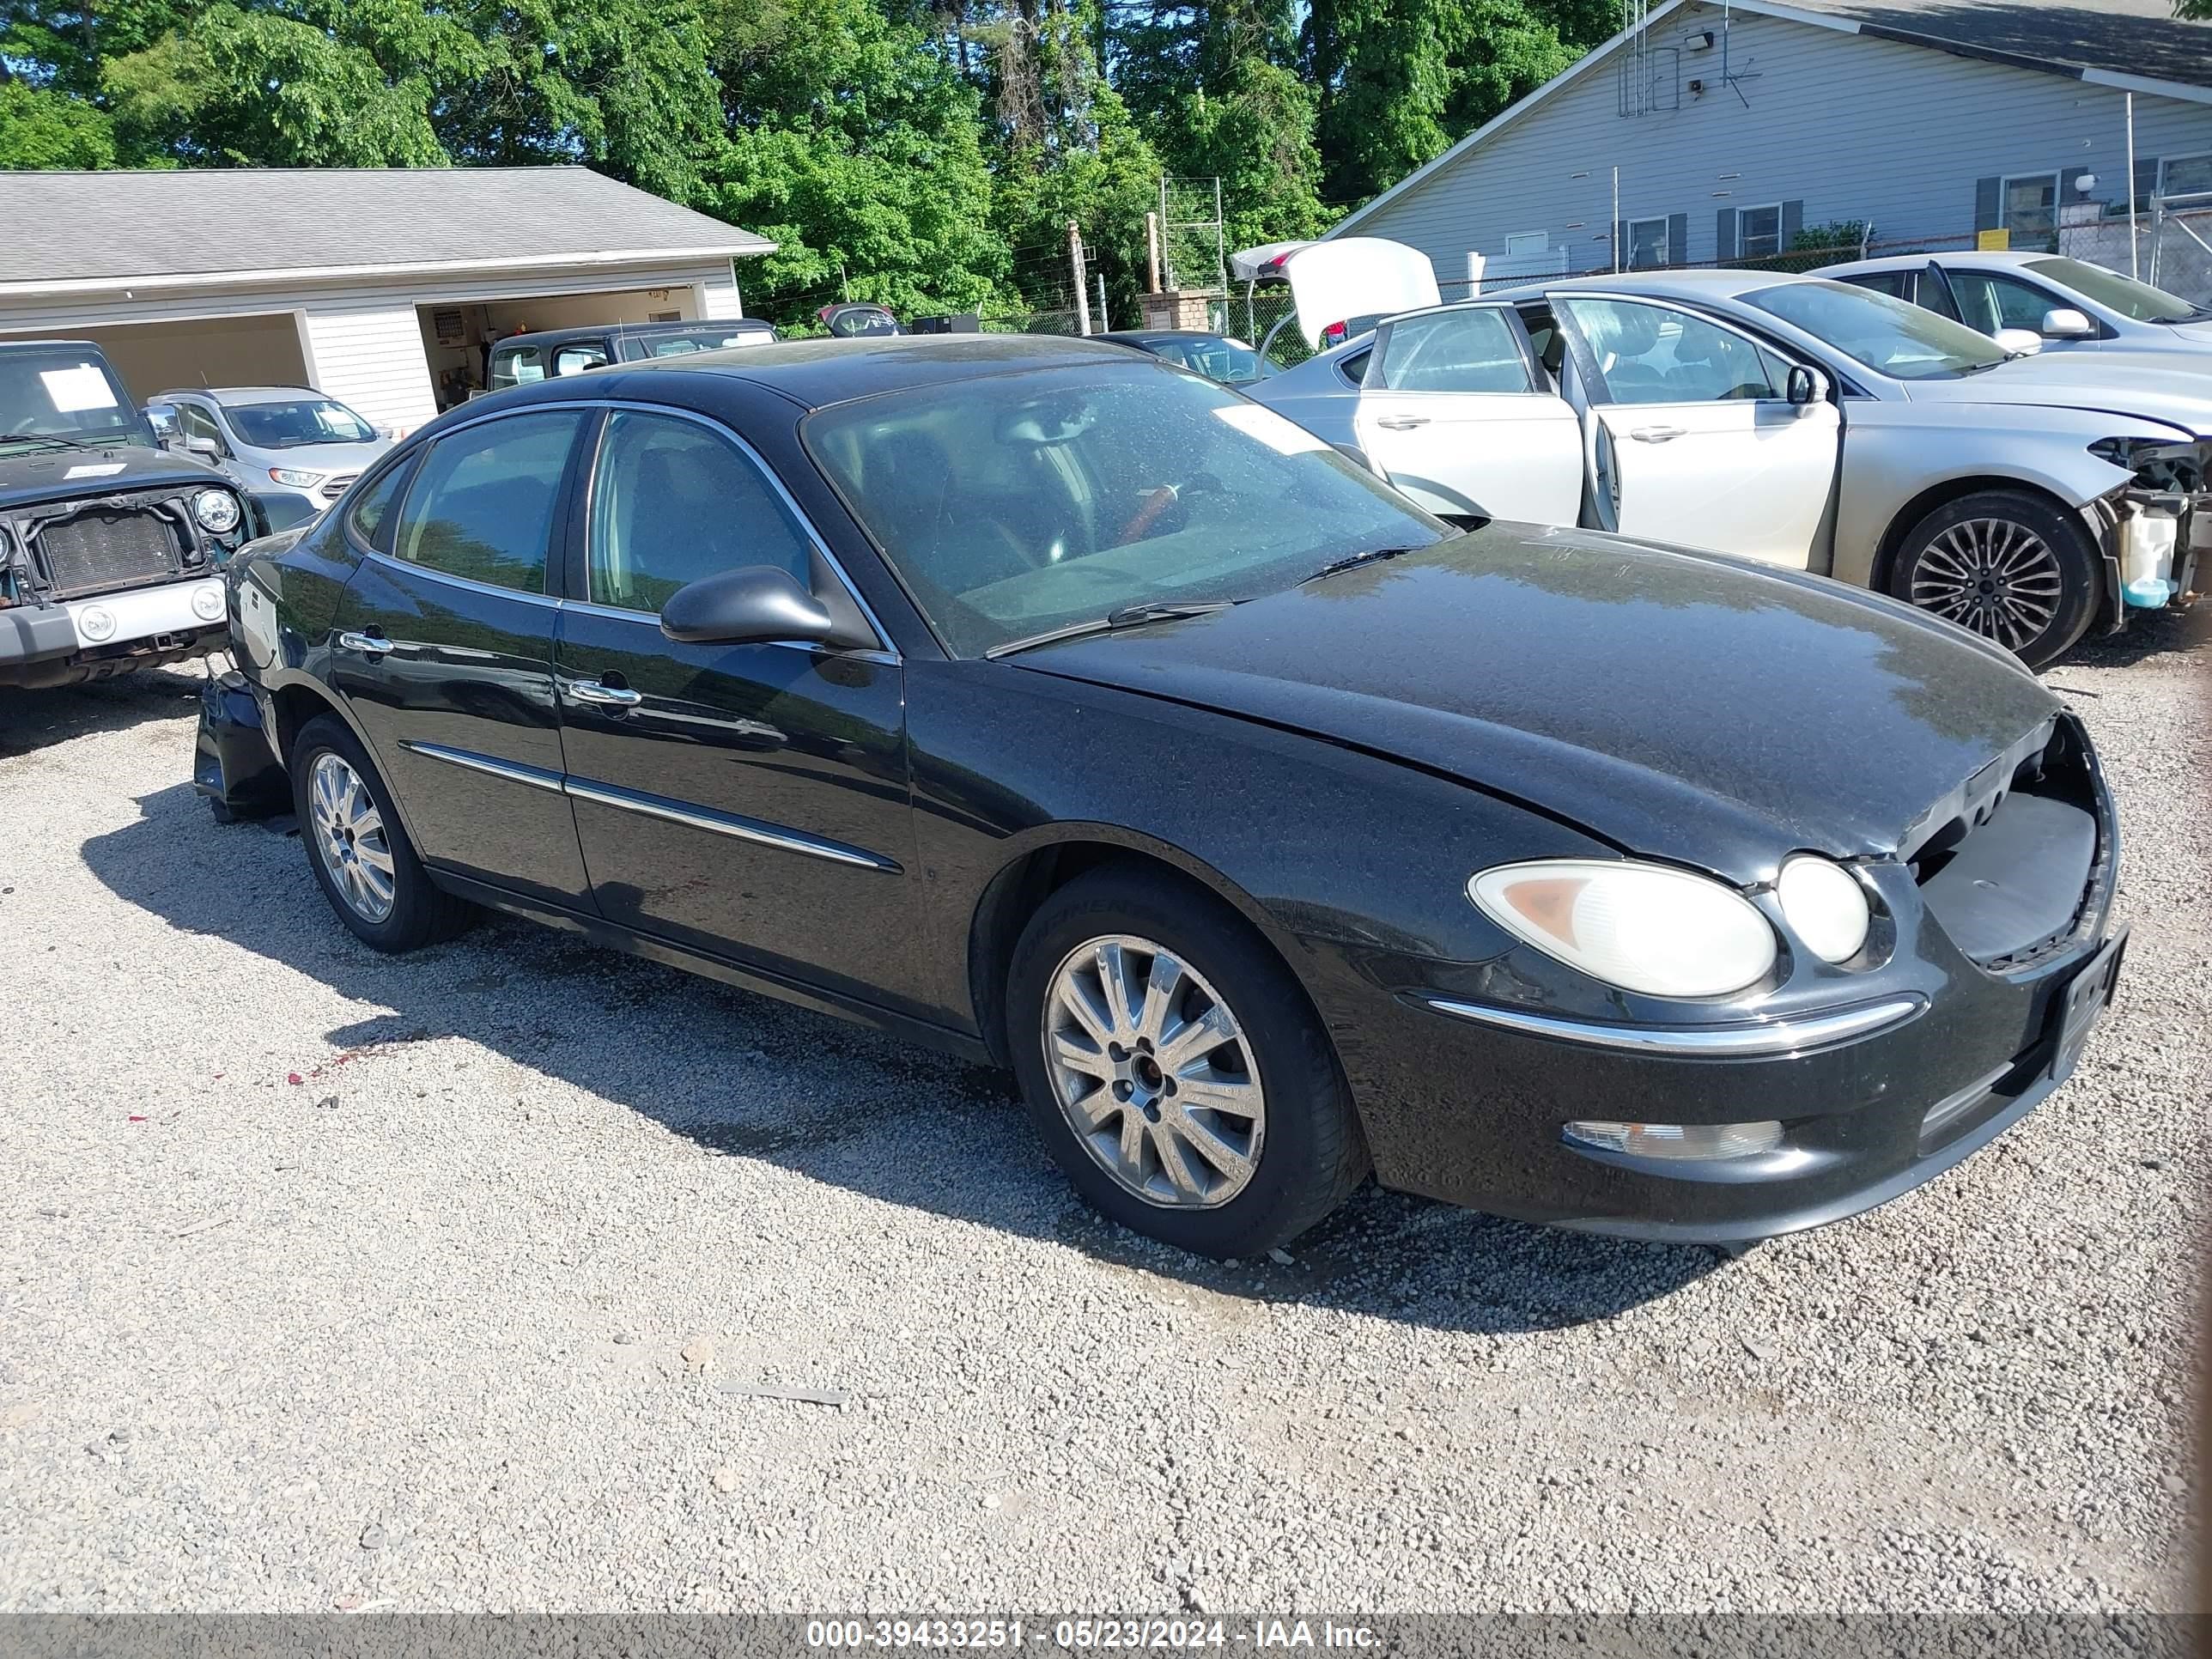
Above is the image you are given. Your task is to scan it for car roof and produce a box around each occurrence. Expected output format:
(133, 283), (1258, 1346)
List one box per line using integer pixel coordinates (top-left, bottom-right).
(0, 337), (104, 355)
(155, 385), (325, 405)
(1098, 330), (1237, 344)
(498, 319), (775, 350)
(599, 331), (1152, 410)
(1490, 268), (1826, 304)
(1826, 251), (2047, 276)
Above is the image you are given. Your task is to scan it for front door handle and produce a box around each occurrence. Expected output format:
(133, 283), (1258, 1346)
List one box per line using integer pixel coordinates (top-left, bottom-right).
(1628, 424), (1685, 443)
(335, 629), (390, 657)
(568, 678), (642, 708)
(1375, 416), (1431, 430)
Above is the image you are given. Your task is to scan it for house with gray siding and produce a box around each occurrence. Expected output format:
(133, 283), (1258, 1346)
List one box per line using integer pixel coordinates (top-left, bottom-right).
(1329, 0), (2212, 292)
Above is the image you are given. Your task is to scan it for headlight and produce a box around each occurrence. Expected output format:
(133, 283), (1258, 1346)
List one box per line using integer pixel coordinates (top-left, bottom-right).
(1468, 858), (1777, 999)
(1774, 855), (1871, 963)
(267, 468), (323, 489)
(193, 489), (241, 532)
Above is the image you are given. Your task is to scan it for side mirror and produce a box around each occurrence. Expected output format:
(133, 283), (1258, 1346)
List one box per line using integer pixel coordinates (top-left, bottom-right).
(185, 434), (223, 459)
(1993, 327), (2044, 359)
(661, 565), (836, 647)
(1785, 363), (1829, 406)
(2041, 306), (2096, 340)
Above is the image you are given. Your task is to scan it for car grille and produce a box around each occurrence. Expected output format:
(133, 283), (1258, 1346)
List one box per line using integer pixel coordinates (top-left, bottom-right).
(37, 508), (179, 599)
(319, 473), (359, 504)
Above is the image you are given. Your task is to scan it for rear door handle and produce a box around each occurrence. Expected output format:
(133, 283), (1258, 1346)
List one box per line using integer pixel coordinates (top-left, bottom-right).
(1628, 425), (1685, 443)
(335, 629), (390, 657)
(567, 678), (642, 708)
(1375, 416), (1430, 430)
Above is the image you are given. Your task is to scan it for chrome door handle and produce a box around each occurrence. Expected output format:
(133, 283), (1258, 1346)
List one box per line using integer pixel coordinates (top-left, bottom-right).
(1375, 416), (1430, 430)
(335, 630), (389, 656)
(568, 679), (642, 707)
(1628, 425), (1685, 443)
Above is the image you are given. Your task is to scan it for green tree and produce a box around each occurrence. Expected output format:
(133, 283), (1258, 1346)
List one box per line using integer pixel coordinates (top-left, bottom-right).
(0, 80), (118, 167)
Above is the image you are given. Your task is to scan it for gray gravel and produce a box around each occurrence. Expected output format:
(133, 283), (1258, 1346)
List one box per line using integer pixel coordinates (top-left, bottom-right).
(0, 618), (2202, 1614)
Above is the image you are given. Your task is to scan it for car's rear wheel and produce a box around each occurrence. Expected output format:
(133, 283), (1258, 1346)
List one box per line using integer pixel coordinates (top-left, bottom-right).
(1006, 864), (1366, 1257)
(290, 714), (471, 951)
(1889, 490), (2099, 669)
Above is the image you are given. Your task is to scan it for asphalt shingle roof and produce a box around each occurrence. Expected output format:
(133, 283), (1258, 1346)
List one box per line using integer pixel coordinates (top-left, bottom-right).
(0, 166), (774, 287)
(1782, 0), (2212, 91)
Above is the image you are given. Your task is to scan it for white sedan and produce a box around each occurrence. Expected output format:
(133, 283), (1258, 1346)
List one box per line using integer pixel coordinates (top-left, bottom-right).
(1821, 251), (2212, 360)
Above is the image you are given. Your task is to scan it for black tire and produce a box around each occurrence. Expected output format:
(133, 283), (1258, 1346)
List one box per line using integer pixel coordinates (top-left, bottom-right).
(1006, 862), (1367, 1258)
(1888, 489), (2100, 670)
(289, 714), (471, 952)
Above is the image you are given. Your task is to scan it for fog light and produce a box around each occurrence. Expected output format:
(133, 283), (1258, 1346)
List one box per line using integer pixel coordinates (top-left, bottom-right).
(78, 605), (116, 642)
(190, 583), (225, 622)
(1564, 1119), (1784, 1160)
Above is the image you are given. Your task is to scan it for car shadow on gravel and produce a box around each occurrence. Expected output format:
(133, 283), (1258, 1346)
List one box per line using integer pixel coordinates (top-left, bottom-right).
(83, 779), (1723, 1335)
(0, 664), (217, 760)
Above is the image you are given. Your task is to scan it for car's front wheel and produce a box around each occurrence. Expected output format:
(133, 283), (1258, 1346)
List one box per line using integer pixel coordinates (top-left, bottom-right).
(1006, 864), (1366, 1258)
(1889, 489), (2099, 670)
(290, 714), (471, 951)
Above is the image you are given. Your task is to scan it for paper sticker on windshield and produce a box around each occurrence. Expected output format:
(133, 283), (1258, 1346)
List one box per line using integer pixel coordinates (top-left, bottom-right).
(40, 365), (119, 413)
(64, 463), (125, 479)
(1212, 403), (1329, 455)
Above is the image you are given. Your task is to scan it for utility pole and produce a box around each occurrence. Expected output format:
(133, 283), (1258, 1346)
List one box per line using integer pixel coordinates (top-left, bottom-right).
(1146, 211), (1162, 292)
(1070, 221), (1091, 337)
(2126, 92), (2141, 280)
(1612, 167), (1622, 273)
(1096, 270), (1109, 334)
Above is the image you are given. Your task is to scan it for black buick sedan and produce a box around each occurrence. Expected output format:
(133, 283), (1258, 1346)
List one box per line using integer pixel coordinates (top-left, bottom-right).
(200, 334), (2124, 1258)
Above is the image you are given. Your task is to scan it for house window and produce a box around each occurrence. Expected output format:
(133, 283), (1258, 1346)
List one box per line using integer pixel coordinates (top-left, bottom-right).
(2001, 173), (2059, 252)
(1737, 204), (1784, 261)
(2161, 155), (2212, 201)
(1504, 231), (1549, 258)
(1626, 216), (1670, 270)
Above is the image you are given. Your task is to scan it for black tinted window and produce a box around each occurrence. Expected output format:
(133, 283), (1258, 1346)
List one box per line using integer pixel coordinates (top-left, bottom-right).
(347, 459), (414, 549)
(392, 411), (580, 592)
(586, 411), (815, 614)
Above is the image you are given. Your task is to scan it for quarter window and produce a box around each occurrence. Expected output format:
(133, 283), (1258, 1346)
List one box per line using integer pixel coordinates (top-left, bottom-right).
(1559, 298), (1785, 404)
(1737, 204), (1784, 261)
(346, 458), (415, 550)
(586, 411), (816, 615)
(1371, 309), (1534, 393)
(392, 410), (580, 593)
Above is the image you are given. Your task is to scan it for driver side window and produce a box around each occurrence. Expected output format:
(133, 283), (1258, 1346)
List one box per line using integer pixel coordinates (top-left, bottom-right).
(1559, 298), (1785, 405)
(1947, 270), (2057, 335)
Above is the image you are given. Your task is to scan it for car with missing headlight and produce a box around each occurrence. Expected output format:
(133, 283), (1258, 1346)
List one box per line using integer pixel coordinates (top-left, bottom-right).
(1, 339), (256, 689)
(198, 334), (2124, 1257)
(146, 385), (392, 532)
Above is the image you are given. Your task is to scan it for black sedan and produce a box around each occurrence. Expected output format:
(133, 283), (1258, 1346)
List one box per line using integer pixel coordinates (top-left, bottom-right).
(199, 334), (2125, 1258)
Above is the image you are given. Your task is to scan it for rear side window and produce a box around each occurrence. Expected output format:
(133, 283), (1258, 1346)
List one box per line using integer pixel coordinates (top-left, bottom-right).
(1372, 310), (1534, 393)
(1840, 270), (1912, 301)
(586, 410), (815, 614)
(392, 410), (581, 593)
(346, 458), (415, 551)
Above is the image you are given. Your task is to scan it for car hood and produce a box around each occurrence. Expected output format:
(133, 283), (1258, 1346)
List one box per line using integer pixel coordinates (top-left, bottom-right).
(1907, 353), (2212, 437)
(241, 438), (391, 476)
(0, 442), (226, 512)
(1012, 525), (2058, 882)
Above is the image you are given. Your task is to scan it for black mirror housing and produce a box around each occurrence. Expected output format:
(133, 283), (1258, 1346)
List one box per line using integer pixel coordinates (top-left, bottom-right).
(660, 565), (838, 647)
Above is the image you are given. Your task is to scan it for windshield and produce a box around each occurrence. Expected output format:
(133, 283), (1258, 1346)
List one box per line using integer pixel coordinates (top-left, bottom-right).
(1743, 279), (2007, 380)
(804, 362), (1444, 657)
(225, 397), (378, 449)
(2023, 257), (2203, 323)
(0, 349), (150, 453)
(1143, 337), (1267, 384)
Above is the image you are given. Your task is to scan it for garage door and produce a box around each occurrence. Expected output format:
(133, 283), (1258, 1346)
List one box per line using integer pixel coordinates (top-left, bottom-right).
(0, 313), (308, 406)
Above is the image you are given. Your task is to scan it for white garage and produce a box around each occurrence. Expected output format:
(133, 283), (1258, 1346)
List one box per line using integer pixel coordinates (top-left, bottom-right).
(0, 167), (776, 436)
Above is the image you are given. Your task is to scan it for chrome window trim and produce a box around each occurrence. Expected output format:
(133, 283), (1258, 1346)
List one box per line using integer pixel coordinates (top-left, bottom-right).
(578, 398), (899, 659)
(1421, 994), (1925, 1057)
(398, 741), (564, 793)
(562, 776), (900, 872)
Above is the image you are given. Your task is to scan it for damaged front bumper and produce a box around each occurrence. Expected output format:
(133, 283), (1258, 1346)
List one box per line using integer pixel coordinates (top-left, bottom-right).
(2084, 438), (2209, 629)
(193, 670), (289, 823)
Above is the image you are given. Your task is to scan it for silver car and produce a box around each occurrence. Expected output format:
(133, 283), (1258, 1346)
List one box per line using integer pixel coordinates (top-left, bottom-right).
(1823, 251), (2212, 360)
(1260, 269), (2205, 667)
(145, 386), (392, 531)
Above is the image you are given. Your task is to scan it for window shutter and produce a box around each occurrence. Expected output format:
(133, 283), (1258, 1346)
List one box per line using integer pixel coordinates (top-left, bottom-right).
(1667, 212), (1688, 267)
(1780, 199), (1805, 250)
(2134, 154), (2161, 212)
(1717, 208), (1739, 261)
(1974, 177), (2002, 231)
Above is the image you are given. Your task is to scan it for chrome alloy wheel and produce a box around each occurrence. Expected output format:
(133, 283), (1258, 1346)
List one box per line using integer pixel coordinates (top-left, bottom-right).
(309, 751), (397, 923)
(1042, 934), (1266, 1208)
(1908, 518), (2066, 652)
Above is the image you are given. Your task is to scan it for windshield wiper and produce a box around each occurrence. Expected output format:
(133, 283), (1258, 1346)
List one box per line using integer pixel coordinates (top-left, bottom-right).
(985, 599), (1237, 659)
(0, 431), (112, 453)
(1298, 544), (1431, 586)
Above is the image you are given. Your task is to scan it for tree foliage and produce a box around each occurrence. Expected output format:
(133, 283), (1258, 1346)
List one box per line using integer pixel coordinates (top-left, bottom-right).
(0, 0), (1613, 326)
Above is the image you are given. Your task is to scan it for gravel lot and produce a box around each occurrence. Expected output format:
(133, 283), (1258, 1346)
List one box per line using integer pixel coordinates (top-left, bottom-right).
(0, 617), (2203, 1616)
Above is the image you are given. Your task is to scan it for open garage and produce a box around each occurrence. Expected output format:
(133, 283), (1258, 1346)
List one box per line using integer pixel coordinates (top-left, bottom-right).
(0, 167), (774, 436)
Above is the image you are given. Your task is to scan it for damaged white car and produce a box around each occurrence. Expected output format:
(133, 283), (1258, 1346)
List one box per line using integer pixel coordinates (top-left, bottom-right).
(1250, 260), (2204, 669)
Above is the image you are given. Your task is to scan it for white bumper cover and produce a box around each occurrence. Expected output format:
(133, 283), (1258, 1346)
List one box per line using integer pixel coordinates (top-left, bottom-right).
(68, 579), (227, 650)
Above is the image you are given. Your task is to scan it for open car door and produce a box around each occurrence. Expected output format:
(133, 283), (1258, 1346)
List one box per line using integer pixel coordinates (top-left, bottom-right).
(1547, 292), (1841, 568)
(1350, 303), (1583, 524)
